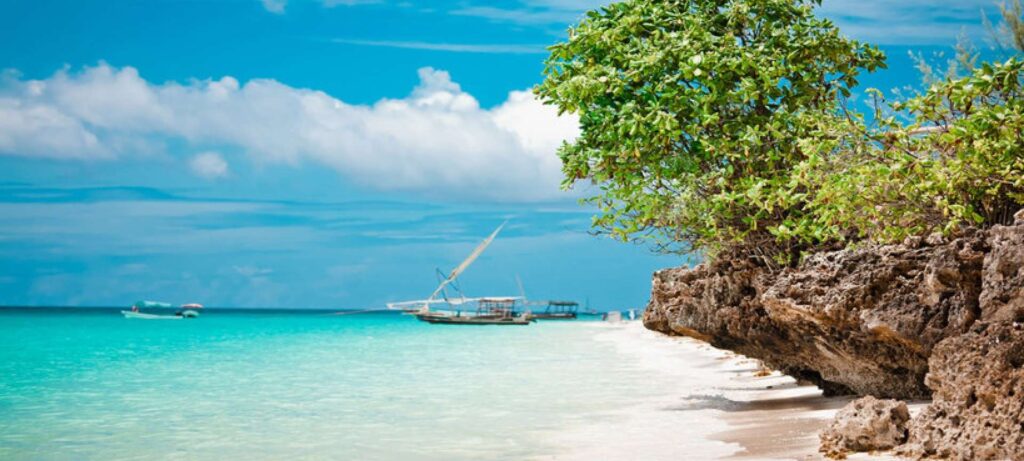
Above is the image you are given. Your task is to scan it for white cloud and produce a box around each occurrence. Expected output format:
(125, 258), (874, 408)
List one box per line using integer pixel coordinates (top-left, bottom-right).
(261, 0), (286, 14)
(190, 151), (229, 179)
(0, 98), (106, 159)
(0, 63), (579, 201)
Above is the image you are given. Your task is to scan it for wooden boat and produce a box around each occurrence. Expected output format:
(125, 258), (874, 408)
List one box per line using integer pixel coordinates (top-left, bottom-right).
(414, 310), (531, 325)
(529, 300), (579, 320)
(387, 222), (532, 326)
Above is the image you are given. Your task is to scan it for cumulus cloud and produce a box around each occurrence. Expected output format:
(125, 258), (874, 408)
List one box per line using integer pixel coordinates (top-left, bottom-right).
(0, 64), (579, 200)
(190, 151), (229, 179)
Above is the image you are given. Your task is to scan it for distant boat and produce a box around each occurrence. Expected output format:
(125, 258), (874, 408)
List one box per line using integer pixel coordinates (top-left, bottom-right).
(121, 300), (201, 319)
(415, 298), (531, 326)
(121, 311), (183, 320)
(513, 276), (578, 321)
(387, 222), (532, 326)
(529, 300), (579, 320)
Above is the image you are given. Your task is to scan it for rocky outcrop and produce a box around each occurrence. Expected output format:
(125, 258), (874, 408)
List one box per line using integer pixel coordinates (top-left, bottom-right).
(645, 216), (1024, 459)
(819, 396), (910, 458)
(644, 230), (987, 398)
(980, 222), (1024, 324)
(901, 322), (1024, 460)
(898, 220), (1024, 460)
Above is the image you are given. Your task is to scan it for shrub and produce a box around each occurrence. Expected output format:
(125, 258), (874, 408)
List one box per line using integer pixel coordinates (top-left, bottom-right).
(535, 0), (885, 265)
(802, 59), (1024, 243)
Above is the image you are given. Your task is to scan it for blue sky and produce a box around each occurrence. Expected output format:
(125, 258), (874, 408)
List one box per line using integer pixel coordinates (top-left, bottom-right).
(0, 0), (1006, 308)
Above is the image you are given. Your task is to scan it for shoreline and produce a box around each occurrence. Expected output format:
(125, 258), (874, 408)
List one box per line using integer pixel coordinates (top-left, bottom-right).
(550, 322), (918, 461)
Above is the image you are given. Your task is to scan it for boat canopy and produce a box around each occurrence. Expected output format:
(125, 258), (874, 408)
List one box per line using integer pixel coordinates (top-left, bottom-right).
(132, 300), (174, 309)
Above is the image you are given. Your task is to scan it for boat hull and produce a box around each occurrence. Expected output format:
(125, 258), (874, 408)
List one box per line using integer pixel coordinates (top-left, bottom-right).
(530, 313), (577, 320)
(121, 311), (184, 320)
(414, 313), (531, 325)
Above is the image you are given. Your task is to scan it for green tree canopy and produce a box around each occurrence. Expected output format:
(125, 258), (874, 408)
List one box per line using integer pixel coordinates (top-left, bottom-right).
(536, 0), (885, 263)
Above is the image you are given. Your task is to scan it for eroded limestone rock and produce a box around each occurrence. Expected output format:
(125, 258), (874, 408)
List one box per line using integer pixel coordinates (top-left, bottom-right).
(819, 396), (910, 458)
(644, 220), (1024, 458)
(643, 231), (987, 398)
(902, 322), (1024, 460)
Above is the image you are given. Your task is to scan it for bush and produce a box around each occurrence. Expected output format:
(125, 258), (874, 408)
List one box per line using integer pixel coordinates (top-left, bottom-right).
(802, 59), (1024, 243)
(535, 0), (885, 265)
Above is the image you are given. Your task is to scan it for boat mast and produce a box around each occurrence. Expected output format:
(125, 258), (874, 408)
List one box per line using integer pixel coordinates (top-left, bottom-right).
(422, 221), (506, 310)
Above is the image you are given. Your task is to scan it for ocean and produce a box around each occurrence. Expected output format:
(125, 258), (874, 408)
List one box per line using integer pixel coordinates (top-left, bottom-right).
(0, 308), (760, 460)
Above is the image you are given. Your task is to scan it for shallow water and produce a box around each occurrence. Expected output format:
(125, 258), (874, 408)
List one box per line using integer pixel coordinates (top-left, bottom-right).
(0, 308), (740, 460)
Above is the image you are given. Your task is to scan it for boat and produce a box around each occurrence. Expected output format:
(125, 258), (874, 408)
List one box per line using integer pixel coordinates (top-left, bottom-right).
(121, 311), (183, 320)
(413, 298), (531, 325)
(388, 222), (533, 326)
(121, 300), (202, 319)
(529, 300), (579, 320)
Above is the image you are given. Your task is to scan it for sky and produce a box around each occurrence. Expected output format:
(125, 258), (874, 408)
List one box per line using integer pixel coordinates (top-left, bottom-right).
(0, 0), (1008, 309)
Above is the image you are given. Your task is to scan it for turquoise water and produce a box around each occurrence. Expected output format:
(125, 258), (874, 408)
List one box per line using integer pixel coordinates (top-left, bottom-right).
(0, 309), (710, 461)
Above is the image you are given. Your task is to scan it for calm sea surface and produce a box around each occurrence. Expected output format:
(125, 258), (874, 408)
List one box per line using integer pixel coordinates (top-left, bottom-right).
(0, 308), (735, 460)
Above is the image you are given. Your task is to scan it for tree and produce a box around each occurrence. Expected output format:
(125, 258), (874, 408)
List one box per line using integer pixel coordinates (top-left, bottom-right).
(535, 0), (885, 265)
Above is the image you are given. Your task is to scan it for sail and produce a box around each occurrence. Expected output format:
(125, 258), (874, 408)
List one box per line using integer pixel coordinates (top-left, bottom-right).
(426, 221), (506, 302)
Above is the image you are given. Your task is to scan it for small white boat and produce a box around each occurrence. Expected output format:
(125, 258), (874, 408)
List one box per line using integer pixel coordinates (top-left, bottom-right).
(121, 300), (202, 319)
(121, 310), (183, 320)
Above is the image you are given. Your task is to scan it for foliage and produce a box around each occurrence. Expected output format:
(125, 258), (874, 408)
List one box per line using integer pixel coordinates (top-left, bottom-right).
(535, 0), (884, 264)
(806, 59), (1024, 242)
(538, 0), (1024, 266)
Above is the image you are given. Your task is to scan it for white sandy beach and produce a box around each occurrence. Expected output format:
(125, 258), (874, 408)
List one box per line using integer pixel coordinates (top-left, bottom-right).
(537, 322), (915, 461)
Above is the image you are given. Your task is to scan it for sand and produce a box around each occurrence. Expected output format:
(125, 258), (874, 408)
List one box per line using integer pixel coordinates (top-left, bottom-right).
(542, 322), (919, 461)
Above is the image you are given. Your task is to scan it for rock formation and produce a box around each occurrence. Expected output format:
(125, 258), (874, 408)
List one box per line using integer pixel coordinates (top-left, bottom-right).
(645, 214), (1024, 458)
(899, 219), (1024, 460)
(899, 322), (1024, 460)
(819, 396), (910, 458)
(644, 230), (987, 398)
